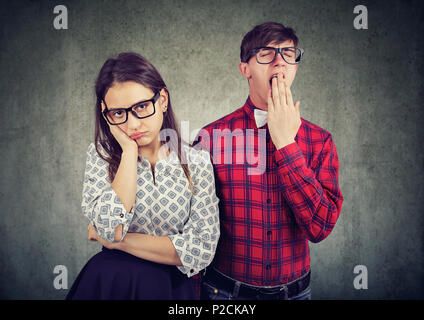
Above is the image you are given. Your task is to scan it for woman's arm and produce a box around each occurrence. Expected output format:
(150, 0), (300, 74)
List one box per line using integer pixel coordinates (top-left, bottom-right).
(89, 148), (220, 274)
(82, 143), (136, 242)
(109, 148), (138, 240)
(167, 148), (220, 277)
(89, 224), (181, 265)
(111, 148), (138, 213)
(120, 233), (182, 266)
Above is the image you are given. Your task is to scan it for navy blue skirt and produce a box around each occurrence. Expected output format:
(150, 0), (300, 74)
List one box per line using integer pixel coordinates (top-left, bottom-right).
(66, 246), (197, 300)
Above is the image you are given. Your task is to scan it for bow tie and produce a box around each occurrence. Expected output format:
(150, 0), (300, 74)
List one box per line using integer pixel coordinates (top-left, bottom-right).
(254, 108), (268, 128)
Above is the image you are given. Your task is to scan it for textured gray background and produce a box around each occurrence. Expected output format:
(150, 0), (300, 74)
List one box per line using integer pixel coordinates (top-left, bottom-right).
(0, 0), (423, 300)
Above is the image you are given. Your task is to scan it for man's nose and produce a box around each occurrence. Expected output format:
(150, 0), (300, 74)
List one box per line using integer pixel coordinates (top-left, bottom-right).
(272, 50), (288, 66)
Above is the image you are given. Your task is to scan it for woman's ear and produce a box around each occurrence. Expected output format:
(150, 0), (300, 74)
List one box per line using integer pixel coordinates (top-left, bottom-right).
(159, 88), (169, 112)
(239, 62), (251, 79)
(100, 101), (109, 122)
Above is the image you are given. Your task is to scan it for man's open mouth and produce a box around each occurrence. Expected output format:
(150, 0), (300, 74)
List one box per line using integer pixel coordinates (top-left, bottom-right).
(269, 73), (285, 86)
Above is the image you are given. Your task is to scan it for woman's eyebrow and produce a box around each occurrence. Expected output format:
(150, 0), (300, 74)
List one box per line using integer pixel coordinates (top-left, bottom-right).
(131, 99), (150, 106)
(107, 98), (150, 110)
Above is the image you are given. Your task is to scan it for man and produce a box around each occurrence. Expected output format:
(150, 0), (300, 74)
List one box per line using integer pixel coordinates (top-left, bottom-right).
(193, 22), (344, 300)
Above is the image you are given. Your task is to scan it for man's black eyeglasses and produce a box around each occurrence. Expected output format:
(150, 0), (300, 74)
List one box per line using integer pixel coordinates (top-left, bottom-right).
(102, 92), (160, 125)
(243, 47), (304, 65)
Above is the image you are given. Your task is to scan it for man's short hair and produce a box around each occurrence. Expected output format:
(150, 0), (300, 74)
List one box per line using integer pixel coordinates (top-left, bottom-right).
(240, 22), (299, 62)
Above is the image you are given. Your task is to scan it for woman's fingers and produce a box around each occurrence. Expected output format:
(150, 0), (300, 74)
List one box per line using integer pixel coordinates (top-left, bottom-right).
(88, 224), (98, 241)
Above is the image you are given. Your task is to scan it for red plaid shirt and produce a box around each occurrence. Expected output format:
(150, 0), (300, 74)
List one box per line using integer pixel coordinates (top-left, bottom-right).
(192, 96), (343, 287)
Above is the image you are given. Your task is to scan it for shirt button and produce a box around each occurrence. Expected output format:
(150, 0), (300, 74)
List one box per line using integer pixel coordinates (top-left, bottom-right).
(190, 269), (194, 273)
(120, 213), (124, 218)
(267, 230), (272, 236)
(266, 265), (271, 270)
(266, 199), (271, 204)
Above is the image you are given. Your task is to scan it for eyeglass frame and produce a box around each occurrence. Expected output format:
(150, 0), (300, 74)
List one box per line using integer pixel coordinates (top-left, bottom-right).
(242, 46), (305, 65)
(102, 91), (160, 125)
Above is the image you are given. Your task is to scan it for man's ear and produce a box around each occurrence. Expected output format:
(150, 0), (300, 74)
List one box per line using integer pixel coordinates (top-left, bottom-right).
(239, 62), (251, 79)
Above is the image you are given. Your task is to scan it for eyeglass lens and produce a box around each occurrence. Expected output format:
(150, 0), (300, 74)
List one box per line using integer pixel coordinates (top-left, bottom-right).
(256, 48), (301, 64)
(105, 101), (155, 124)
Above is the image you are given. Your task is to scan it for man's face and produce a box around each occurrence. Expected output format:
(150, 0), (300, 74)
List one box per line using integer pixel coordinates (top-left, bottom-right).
(239, 40), (298, 110)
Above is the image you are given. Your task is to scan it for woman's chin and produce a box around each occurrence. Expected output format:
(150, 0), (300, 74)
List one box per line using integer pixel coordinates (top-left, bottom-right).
(135, 137), (150, 147)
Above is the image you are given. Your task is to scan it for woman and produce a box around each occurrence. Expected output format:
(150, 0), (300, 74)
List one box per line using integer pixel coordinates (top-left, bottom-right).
(66, 52), (220, 300)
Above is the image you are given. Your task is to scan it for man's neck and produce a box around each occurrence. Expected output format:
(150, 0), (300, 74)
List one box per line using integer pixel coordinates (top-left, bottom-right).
(249, 90), (268, 111)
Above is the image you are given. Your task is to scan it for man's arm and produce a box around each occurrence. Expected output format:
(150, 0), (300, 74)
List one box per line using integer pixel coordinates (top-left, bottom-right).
(267, 73), (343, 242)
(274, 134), (344, 243)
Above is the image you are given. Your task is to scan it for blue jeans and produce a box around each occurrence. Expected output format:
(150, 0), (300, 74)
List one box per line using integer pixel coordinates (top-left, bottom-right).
(201, 276), (312, 300)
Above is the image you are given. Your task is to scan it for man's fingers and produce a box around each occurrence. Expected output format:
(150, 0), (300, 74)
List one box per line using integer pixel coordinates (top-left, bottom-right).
(294, 100), (301, 111)
(277, 73), (287, 107)
(286, 85), (295, 108)
(267, 88), (275, 113)
(271, 76), (280, 109)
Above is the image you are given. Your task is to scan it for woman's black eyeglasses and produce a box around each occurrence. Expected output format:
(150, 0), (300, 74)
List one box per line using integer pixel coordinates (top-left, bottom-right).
(102, 92), (160, 125)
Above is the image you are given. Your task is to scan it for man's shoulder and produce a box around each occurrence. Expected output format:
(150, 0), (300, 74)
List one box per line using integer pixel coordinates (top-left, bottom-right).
(300, 117), (333, 140)
(201, 107), (246, 132)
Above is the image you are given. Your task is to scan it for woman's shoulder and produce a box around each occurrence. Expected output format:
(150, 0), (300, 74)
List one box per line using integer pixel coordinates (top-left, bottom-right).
(182, 144), (211, 163)
(86, 142), (109, 161)
(180, 144), (212, 173)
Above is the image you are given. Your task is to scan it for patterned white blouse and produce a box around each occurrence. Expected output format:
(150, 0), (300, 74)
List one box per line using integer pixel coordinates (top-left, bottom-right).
(81, 142), (220, 277)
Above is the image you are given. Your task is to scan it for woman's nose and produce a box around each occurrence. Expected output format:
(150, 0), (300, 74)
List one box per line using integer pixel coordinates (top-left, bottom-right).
(126, 111), (143, 129)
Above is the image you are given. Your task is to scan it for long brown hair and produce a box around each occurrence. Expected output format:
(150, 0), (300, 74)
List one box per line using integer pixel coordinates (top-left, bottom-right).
(93, 52), (193, 192)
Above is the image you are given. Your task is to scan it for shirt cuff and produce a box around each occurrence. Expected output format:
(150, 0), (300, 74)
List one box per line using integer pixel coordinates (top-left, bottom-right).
(168, 233), (201, 278)
(94, 186), (134, 243)
(274, 142), (307, 174)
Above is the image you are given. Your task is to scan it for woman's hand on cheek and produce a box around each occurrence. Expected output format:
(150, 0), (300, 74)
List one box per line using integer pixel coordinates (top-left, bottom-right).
(101, 102), (138, 153)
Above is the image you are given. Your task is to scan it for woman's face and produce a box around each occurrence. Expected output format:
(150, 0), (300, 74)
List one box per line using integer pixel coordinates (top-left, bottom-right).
(101, 81), (168, 149)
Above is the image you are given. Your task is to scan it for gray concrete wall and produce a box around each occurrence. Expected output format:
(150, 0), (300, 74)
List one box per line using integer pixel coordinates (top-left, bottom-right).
(0, 0), (423, 299)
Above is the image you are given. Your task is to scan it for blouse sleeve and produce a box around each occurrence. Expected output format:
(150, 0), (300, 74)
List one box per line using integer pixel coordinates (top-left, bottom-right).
(168, 149), (220, 277)
(81, 143), (134, 243)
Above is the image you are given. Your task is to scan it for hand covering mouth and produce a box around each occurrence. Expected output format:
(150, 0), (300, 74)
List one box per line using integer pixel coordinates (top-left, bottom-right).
(269, 73), (285, 86)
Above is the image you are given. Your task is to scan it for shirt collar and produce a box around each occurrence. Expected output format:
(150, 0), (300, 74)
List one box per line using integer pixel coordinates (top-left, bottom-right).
(138, 145), (179, 172)
(242, 96), (267, 129)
